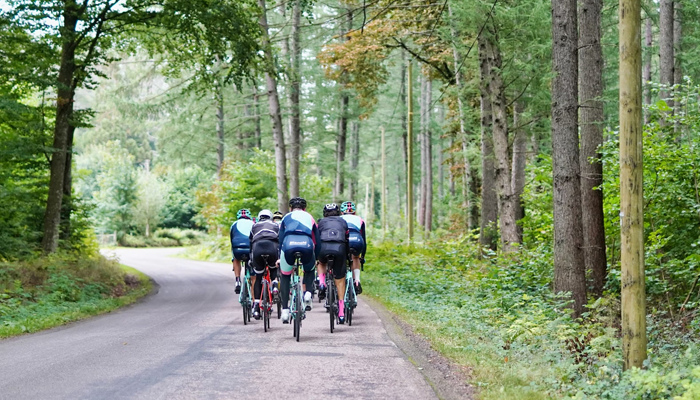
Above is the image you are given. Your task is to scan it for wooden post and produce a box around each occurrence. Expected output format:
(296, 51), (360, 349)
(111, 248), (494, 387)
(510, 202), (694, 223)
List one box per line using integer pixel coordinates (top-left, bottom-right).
(619, 0), (646, 370)
(381, 127), (387, 237)
(407, 61), (414, 242)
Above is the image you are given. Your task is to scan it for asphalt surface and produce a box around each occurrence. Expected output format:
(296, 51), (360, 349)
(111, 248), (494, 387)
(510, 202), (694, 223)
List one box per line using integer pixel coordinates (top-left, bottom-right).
(0, 248), (438, 400)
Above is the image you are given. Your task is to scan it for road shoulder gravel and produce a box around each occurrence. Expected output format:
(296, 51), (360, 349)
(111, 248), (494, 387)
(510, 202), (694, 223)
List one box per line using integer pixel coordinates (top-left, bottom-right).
(364, 296), (475, 400)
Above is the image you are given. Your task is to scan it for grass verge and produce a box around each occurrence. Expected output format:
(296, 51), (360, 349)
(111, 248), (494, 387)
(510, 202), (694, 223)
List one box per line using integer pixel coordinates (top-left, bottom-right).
(0, 254), (152, 339)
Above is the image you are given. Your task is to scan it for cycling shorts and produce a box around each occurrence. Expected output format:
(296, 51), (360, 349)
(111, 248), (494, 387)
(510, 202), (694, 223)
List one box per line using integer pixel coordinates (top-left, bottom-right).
(280, 234), (315, 275)
(232, 247), (251, 262)
(348, 232), (365, 256)
(251, 239), (279, 274)
(318, 242), (347, 280)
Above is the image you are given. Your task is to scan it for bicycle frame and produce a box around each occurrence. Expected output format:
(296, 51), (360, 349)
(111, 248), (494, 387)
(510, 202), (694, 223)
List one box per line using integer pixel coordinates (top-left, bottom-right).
(290, 253), (304, 341)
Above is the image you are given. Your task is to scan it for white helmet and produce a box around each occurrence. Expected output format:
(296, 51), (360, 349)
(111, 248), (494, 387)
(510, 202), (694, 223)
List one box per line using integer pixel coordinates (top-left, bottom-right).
(258, 209), (273, 221)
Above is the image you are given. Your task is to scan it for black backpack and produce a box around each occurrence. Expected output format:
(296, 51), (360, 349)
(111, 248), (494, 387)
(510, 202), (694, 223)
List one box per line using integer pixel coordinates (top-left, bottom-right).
(319, 217), (347, 243)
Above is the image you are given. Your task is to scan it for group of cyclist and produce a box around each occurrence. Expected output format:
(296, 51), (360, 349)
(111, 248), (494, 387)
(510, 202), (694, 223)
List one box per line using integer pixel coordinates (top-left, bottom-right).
(229, 197), (366, 325)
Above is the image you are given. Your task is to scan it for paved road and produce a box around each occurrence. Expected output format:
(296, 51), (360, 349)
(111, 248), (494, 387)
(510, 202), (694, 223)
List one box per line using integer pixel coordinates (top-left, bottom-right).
(0, 248), (437, 400)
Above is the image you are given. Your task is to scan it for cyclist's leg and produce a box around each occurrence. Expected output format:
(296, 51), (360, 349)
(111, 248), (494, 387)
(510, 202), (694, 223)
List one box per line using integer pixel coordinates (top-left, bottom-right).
(278, 246), (295, 319)
(317, 246), (329, 298)
(330, 244), (348, 320)
(232, 248), (248, 293)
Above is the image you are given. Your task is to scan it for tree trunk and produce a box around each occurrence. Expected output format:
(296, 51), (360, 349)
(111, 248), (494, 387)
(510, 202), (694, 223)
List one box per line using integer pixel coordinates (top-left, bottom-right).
(288, 0), (302, 198)
(619, 0), (646, 370)
(42, 1), (79, 253)
(253, 82), (262, 148)
(478, 37), (498, 250)
(511, 100), (526, 242)
(60, 124), (76, 241)
(659, 0), (674, 104)
(643, 17), (652, 123)
(552, 0), (586, 317)
(259, 0), (289, 212)
(425, 80), (433, 233)
(579, 0), (607, 297)
(484, 30), (519, 251)
(448, 1), (474, 230)
(418, 74), (426, 228)
(216, 85), (225, 177)
(407, 61), (415, 241)
(334, 9), (352, 201)
(400, 50), (408, 216)
(462, 139), (473, 230)
(438, 135), (444, 200)
(348, 121), (360, 200)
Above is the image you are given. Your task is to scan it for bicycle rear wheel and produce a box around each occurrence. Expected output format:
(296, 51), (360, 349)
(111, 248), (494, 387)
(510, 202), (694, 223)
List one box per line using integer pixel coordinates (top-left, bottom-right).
(263, 282), (270, 332)
(295, 284), (302, 342)
(329, 281), (335, 333)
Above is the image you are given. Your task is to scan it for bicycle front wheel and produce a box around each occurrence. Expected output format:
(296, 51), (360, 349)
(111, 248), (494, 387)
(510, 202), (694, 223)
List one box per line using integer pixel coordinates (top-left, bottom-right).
(329, 282), (335, 333)
(241, 281), (249, 326)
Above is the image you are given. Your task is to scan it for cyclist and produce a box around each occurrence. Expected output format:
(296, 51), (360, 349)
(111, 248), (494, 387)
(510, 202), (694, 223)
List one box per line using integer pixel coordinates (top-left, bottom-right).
(230, 209), (255, 294)
(278, 197), (320, 323)
(340, 201), (365, 294)
(249, 209), (280, 320)
(272, 210), (284, 224)
(316, 203), (350, 323)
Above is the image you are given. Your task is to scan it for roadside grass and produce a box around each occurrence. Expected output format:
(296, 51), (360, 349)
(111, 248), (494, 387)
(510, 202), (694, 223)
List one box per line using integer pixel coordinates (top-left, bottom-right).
(364, 240), (700, 400)
(0, 254), (152, 339)
(363, 243), (557, 400)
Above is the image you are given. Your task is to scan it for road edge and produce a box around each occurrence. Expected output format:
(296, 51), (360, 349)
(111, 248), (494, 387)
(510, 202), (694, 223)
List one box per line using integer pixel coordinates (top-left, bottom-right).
(363, 296), (476, 400)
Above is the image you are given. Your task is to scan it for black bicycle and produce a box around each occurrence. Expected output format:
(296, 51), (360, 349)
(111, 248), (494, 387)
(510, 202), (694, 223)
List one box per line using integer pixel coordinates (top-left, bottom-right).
(325, 255), (338, 333)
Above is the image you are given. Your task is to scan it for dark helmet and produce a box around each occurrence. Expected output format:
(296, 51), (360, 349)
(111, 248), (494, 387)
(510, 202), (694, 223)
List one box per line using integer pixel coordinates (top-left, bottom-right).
(323, 203), (339, 217)
(273, 210), (284, 221)
(289, 197), (307, 210)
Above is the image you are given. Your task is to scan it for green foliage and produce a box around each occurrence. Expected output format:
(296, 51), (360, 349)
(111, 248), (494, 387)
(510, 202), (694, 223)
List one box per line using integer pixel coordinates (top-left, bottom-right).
(365, 239), (700, 400)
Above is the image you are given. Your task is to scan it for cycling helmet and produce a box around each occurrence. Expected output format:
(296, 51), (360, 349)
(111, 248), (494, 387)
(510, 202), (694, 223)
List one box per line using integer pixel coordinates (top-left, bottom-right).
(258, 209), (272, 221)
(340, 201), (356, 214)
(237, 209), (253, 220)
(273, 210), (284, 221)
(288, 197), (307, 210)
(323, 203), (339, 217)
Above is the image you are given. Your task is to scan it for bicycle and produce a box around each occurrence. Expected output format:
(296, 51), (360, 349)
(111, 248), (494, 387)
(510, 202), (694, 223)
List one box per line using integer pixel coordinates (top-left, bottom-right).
(325, 255), (338, 333)
(238, 257), (253, 325)
(259, 255), (274, 332)
(290, 252), (305, 342)
(343, 258), (358, 326)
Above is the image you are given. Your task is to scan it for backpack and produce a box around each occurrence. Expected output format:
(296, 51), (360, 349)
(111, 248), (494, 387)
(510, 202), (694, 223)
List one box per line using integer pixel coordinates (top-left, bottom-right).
(319, 217), (347, 243)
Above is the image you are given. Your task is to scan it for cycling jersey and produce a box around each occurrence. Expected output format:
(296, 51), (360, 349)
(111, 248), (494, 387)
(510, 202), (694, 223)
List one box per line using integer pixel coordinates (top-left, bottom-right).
(278, 210), (320, 274)
(341, 214), (366, 258)
(249, 220), (279, 274)
(230, 218), (254, 261)
(318, 216), (350, 280)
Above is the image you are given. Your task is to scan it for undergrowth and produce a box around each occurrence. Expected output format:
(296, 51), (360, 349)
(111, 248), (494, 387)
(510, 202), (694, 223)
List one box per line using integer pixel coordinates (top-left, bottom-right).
(364, 239), (700, 400)
(0, 253), (151, 338)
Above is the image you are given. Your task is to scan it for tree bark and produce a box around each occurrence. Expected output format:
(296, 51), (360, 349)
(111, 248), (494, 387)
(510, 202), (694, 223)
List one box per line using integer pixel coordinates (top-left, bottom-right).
(253, 82), (262, 148)
(259, 0), (289, 212)
(511, 100), (527, 242)
(659, 0), (674, 104)
(288, 0), (302, 198)
(619, 0), (646, 370)
(418, 74), (426, 228)
(579, 0), (607, 297)
(478, 37), (498, 250)
(400, 50), (408, 216)
(552, 0), (586, 317)
(216, 85), (225, 177)
(643, 17), (652, 123)
(42, 1), (79, 253)
(407, 61), (415, 241)
(334, 9), (352, 201)
(60, 124), (76, 241)
(348, 121), (360, 200)
(484, 30), (519, 251)
(425, 79), (433, 233)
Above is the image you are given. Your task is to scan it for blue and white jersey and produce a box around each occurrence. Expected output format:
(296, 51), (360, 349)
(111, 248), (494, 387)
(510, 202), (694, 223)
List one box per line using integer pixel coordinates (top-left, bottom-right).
(230, 219), (254, 249)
